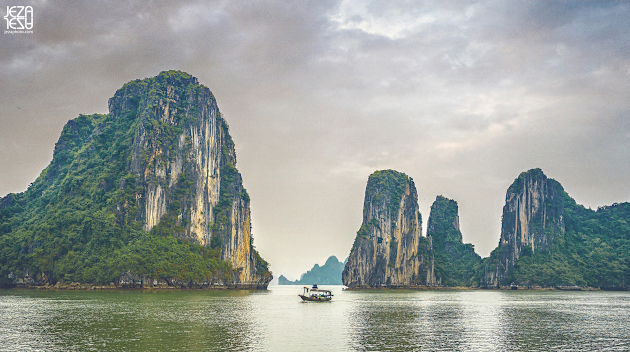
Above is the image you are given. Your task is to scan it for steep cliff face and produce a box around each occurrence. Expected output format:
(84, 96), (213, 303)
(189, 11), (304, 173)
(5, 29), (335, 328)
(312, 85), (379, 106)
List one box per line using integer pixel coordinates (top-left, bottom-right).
(428, 196), (480, 286)
(109, 73), (226, 243)
(107, 72), (267, 285)
(482, 168), (565, 287)
(342, 170), (435, 288)
(0, 71), (271, 288)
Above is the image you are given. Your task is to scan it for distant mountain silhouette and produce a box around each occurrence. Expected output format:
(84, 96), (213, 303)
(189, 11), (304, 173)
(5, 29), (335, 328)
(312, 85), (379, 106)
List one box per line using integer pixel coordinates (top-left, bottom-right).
(278, 256), (346, 285)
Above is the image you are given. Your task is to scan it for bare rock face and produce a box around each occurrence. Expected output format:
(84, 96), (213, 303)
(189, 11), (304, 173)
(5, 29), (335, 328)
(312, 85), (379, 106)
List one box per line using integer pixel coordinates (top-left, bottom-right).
(482, 168), (565, 287)
(342, 170), (436, 288)
(108, 72), (222, 244)
(108, 71), (270, 287)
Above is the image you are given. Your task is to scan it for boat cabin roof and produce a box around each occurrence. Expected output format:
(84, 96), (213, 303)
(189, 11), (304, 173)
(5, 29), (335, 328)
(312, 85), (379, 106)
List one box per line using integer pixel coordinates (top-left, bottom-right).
(302, 287), (332, 293)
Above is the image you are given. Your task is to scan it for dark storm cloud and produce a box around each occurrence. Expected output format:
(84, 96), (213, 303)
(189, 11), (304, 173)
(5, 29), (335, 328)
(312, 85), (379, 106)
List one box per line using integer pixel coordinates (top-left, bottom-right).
(1, 0), (629, 279)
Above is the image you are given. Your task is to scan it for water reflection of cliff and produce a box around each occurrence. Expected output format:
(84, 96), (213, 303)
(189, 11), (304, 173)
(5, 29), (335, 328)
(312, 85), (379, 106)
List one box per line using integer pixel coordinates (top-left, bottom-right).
(499, 291), (630, 351)
(0, 289), (261, 351)
(344, 290), (508, 351)
(343, 290), (630, 351)
(2, 288), (630, 351)
(132, 290), (262, 351)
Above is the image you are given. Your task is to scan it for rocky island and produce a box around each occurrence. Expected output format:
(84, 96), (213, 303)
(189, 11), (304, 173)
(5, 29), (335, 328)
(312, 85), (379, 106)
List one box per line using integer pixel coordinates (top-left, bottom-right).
(342, 170), (436, 288)
(0, 71), (272, 289)
(482, 168), (630, 289)
(343, 168), (630, 290)
(482, 168), (565, 287)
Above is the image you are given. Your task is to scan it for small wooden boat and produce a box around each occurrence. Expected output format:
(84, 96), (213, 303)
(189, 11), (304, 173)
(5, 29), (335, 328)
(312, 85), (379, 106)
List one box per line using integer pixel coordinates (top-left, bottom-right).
(299, 284), (333, 302)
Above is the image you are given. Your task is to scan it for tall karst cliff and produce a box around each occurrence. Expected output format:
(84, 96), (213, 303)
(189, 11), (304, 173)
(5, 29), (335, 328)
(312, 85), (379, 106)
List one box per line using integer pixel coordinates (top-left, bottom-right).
(481, 168), (630, 289)
(482, 168), (565, 287)
(342, 170), (436, 288)
(0, 71), (271, 288)
(428, 196), (481, 286)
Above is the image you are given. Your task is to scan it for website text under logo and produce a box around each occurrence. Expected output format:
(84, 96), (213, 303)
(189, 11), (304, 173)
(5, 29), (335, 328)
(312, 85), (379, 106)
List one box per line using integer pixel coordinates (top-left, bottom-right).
(4, 6), (33, 34)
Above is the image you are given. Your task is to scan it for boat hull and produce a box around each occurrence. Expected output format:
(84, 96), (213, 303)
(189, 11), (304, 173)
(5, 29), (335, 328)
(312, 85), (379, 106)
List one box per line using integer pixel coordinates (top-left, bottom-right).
(299, 295), (331, 302)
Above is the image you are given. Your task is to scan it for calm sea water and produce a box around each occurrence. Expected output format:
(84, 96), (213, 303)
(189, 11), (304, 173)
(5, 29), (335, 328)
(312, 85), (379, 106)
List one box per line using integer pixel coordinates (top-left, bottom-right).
(1, 285), (629, 351)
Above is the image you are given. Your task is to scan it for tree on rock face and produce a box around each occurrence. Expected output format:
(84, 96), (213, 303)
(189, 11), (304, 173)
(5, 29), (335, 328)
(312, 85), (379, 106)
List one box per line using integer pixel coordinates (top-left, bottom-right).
(343, 170), (436, 288)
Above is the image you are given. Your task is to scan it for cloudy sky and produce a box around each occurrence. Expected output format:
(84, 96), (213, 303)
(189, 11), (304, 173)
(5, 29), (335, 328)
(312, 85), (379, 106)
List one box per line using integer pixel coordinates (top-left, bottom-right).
(1, 0), (629, 281)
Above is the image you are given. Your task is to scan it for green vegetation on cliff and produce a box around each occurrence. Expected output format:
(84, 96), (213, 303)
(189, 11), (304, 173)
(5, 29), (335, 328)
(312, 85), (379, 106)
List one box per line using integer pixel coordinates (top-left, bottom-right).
(428, 196), (481, 286)
(509, 197), (630, 288)
(0, 71), (268, 286)
(482, 168), (630, 289)
(345, 168), (630, 289)
(365, 169), (410, 218)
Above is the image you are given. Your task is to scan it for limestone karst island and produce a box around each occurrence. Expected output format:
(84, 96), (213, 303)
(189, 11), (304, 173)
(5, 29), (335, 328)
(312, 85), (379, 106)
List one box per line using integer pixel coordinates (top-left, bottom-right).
(1, 71), (629, 291)
(343, 168), (630, 290)
(0, 71), (271, 289)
